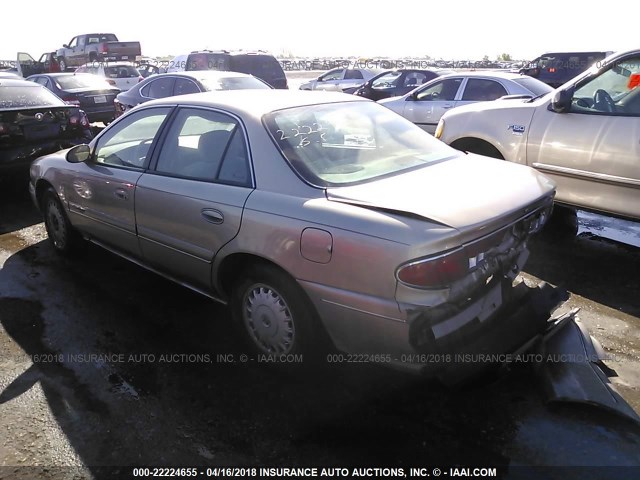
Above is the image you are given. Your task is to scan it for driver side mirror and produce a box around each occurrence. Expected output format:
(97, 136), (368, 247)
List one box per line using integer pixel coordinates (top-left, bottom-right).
(66, 144), (91, 163)
(550, 86), (574, 113)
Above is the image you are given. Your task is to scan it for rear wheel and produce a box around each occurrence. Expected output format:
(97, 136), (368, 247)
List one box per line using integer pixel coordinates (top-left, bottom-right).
(230, 264), (320, 359)
(42, 188), (82, 254)
(58, 58), (67, 72)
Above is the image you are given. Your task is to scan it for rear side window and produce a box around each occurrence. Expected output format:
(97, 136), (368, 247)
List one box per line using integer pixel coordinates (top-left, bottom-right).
(462, 79), (507, 101)
(141, 77), (175, 98)
(174, 78), (201, 95)
(344, 69), (364, 80)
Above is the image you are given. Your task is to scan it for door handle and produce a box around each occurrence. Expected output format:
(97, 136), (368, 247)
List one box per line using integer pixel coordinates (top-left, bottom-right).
(114, 188), (128, 200)
(201, 209), (224, 224)
(443, 104), (454, 109)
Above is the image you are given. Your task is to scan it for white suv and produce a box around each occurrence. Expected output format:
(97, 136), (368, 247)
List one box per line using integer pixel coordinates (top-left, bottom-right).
(436, 48), (640, 222)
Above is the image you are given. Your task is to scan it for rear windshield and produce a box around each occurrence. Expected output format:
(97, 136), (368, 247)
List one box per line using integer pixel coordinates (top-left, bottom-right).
(512, 77), (553, 96)
(87, 34), (118, 43)
(264, 101), (456, 187)
(0, 85), (64, 108)
(104, 65), (140, 78)
(55, 74), (113, 90)
(199, 76), (271, 91)
(187, 53), (284, 80)
(230, 55), (284, 79)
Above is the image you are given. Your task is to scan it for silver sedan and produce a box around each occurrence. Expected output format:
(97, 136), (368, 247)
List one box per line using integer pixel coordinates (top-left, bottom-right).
(29, 91), (555, 375)
(379, 71), (553, 134)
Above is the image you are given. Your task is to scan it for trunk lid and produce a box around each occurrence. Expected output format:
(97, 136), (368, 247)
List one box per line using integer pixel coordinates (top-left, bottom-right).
(326, 154), (555, 234)
(0, 106), (78, 143)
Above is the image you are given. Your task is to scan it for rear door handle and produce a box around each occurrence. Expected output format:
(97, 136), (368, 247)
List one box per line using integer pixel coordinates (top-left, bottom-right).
(201, 209), (224, 224)
(114, 188), (128, 200)
(443, 104), (454, 109)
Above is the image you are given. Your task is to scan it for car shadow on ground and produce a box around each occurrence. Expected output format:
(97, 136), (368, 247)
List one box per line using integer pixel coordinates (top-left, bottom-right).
(529, 226), (640, 318)
(0, 172), (42, 235)
(1, 239), (639, 478)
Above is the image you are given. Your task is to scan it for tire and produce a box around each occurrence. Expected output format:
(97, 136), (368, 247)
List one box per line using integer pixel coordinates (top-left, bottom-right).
(42, 188), (82, 255)
(58, 58), (67, 71)
(230, 264), (319, 358)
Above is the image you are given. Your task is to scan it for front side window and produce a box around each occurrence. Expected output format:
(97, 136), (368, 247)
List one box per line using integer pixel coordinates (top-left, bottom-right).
(461, 79), (507, 101)
(320, 69), (344, 82)
(415, 78), (463, 101)
(264, 101), (456, 187)
(571, 57), (640, 116)
(372, 72), (401, 89)
(155, 108), (250, 185)
(94, 108), (171, 169)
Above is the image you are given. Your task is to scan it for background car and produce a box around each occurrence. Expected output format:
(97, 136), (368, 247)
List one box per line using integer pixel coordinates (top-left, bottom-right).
(16, 52), (61, 77)
(26, 73), (120, 124)
(137, 63), (160, 78)
(0, 78), (91, 177)
(113, 71), (272, 117)
(30, 90), (554, 376)
(379, 71), (553, 134)
(436, 48), (640, 223)
(0, 72), (22, 79)
(75, 62), (143, 91)
(298, 67), (378, 92)
(350, 69), (451, 101)
(185, 50), (287, 89)
(520, 51), (612, 88)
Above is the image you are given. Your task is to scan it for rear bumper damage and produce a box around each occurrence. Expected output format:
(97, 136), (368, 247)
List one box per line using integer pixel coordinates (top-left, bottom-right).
(409, 281), (640, 422)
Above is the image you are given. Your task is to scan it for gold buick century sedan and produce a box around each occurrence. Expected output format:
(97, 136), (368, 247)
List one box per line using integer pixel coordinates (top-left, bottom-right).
(29, 90), (555, 374)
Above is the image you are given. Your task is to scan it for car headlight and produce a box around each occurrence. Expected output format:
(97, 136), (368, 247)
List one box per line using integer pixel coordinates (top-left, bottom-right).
(434, 119), (445, 139)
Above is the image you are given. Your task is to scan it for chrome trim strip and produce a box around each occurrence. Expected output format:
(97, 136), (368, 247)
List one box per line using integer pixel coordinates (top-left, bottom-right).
(137, 233), (212, 264)
(320, 299), (405, 323)
(532, 163), (640, 188)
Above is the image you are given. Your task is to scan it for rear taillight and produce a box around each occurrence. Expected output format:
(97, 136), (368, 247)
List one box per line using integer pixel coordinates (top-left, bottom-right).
(100, 44), (108, 53)
(69, 115), (80, 126)
(0, 123), (9, 135)
(62, 97), (81, 106)
(397, 248), (469, 289)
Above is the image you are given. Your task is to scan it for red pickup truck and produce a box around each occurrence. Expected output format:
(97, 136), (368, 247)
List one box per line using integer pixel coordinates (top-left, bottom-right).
(56, 33), (142, 70)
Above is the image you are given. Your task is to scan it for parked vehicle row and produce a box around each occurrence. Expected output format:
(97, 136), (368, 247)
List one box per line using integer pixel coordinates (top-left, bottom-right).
(379, 71), (552, 134)
(113, 71), (272, 117)
(435, 48), (640, 223)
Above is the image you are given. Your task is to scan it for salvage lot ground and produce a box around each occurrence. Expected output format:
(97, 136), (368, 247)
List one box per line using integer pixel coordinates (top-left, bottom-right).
(1, 73), (640, 479)
(1, 183), (640, 480)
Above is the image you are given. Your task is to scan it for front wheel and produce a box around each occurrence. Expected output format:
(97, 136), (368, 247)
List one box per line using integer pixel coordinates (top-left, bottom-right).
(42, 188), (82, 254)
(230, 264), (319, 357)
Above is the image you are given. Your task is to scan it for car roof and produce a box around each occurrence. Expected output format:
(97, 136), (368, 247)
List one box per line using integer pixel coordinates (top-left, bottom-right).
(141, 90), (366, 117)
(31, 72), (98, 78)
(0, 78), (41, 87)
(77, 61), (139, 67)
(161, 71), (256, 80)
(440, 71), (529, 80)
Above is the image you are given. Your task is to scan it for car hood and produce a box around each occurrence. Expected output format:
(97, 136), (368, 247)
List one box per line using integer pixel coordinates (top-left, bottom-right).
(325, 153), (555, 232)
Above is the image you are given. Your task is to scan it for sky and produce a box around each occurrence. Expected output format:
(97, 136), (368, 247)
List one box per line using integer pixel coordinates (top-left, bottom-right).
(0, 1), (634, 62)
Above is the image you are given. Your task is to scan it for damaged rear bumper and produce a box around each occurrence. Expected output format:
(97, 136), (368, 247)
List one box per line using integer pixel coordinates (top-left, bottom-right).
(408, 281), (640, 422)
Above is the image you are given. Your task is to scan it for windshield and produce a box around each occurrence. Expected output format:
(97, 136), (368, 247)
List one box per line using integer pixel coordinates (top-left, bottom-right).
(512, 77), (553, 96)
(199, 76), (271, 91)
(55, 74), (113, 90)
(0, 85), (65, 108)
(264, 101), (457, 187)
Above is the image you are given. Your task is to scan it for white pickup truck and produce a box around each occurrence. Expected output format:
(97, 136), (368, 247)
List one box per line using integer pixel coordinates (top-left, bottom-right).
(436, 48), (640, 222)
